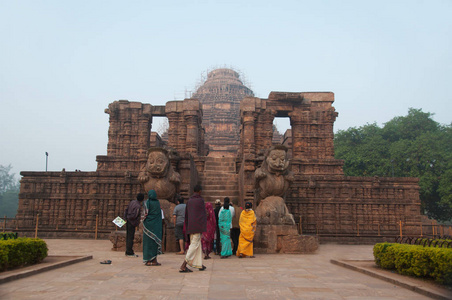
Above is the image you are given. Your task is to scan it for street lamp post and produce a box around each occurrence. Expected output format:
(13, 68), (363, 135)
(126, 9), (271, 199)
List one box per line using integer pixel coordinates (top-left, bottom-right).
(45, 152), (48, 172)
(391, 159), (394, 177)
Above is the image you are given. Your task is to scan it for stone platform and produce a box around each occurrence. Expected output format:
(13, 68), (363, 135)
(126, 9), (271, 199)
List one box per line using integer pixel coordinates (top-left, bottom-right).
(1, 239), (451, 299)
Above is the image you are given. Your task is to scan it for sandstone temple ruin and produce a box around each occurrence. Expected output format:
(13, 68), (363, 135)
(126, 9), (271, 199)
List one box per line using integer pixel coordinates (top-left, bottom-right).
(15, 68), (422, 248)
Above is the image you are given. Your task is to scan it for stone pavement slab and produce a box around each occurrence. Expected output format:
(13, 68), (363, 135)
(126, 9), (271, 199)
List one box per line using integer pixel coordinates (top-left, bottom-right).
(331, 259), (452, 300)
(0, 239), (446, 299)
(0, 255), (92, 284)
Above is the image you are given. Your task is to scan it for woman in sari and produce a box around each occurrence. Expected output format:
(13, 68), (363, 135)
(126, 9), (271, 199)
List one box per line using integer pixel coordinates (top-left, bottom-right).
(218, 202), (232, 258)
(202, 202), (216, 259)
(142, 190), (162, 266)
(236, 202), (257, 258)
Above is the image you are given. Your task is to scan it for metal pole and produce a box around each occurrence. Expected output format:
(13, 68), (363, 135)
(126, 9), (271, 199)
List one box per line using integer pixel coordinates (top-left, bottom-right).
(432, 221), (435, 237)
(399, 220), (403, 238)
(35, 213), (39, 238)
(45, 152), (48, 172)
(299, 216), (302, 235)
(95, 214), (98, 240)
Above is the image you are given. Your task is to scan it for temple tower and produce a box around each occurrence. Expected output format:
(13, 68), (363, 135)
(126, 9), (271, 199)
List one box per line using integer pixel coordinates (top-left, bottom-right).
(193, 68), (254, 157)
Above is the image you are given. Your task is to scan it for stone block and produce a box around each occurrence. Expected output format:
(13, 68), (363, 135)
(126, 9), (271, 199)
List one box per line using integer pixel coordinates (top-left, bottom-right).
(109, 230), (143, 252)
(254, 224), (318, 254)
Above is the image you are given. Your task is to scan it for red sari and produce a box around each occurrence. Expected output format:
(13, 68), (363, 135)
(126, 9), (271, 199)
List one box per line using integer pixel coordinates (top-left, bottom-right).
(201, 202), (216, 256)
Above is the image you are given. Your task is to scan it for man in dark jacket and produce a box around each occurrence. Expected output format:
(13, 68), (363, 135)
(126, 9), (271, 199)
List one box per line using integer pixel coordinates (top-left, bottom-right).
(179, 185), (207, 272)
(213, 199), (222, 255)
(125, 193), (144, 257)
(231, 199), (243, 255)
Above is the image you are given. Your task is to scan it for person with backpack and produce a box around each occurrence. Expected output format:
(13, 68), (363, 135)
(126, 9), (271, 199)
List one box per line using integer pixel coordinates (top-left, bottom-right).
(125, 193), (144, 257)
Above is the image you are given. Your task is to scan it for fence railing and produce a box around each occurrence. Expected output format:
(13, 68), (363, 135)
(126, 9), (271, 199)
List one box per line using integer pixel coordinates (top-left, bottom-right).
(2, 214), (452, 241)
(297, 217), (452, 240)
(0, 214), (117, 240)
(395, 236), (452, 248)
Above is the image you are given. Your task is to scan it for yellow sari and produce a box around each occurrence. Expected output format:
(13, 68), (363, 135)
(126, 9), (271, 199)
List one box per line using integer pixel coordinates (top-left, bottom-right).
(236, 209), (257, 257)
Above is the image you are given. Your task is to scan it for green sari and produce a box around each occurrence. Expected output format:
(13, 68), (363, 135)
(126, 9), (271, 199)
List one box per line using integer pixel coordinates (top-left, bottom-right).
(142, 190), (162, 262)
(219, 208), (232, 257)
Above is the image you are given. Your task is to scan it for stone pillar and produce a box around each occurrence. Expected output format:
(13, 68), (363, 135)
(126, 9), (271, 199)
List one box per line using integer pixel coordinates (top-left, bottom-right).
(100, 100), (152, 171)
(258, 111), (275, 151)
(324, 108), (338, 159)
(289, 111), (308, 159)
(166, 111), (180, 151)
(241, 111), (257, 157)
(184, 115), (199, 154)
(240, 97), (260, 158)
(165, 101), (186, 154)
(183, 99), (202, 155)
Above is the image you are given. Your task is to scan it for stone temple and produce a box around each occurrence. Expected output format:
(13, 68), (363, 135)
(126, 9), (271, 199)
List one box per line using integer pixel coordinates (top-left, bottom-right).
(15, 68), (422, 252)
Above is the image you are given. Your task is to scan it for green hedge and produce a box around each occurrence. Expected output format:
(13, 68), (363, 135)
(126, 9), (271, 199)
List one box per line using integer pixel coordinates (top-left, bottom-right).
(0, 232), (18, 240)
(0, 238), (48, 272)
(374, 242), (452, 285)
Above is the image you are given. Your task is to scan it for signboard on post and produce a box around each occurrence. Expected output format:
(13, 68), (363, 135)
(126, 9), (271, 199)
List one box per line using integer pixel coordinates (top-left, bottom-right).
(112, 216), (126, 228)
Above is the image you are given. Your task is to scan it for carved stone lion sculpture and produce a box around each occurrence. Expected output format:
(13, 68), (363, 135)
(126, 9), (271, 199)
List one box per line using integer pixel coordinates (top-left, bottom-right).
(138, 147), (181, 203)
(254, 145), (295, 225)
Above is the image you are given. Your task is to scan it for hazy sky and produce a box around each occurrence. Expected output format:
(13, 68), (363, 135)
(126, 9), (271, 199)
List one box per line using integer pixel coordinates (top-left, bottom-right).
(1, 0), (451, 179)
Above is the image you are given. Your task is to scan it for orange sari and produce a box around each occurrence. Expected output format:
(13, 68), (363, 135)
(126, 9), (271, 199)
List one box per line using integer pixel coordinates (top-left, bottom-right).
(236, 209), (257, 257)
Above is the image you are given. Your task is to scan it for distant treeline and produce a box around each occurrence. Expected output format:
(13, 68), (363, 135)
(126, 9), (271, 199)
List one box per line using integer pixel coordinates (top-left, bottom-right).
(334, 108), (452, 222)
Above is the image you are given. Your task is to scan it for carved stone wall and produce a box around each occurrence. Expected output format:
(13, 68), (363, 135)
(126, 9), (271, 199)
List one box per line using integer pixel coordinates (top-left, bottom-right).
(16, 98), (204, 240)
(238, 91), (422, 242)
(286, 175), (421, 241)
(16, 171), (141, 238)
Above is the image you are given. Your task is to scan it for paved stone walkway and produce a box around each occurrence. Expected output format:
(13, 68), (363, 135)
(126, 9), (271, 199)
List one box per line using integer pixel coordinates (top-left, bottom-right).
(0, 239), (445, 299)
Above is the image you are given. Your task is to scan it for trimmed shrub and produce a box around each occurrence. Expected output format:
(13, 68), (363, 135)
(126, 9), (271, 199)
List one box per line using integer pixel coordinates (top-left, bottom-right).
(0, 238), (48, 272)
(373, 242), (396, 269)
(0, 232), (18, 240)
(374, 243), (452, 285)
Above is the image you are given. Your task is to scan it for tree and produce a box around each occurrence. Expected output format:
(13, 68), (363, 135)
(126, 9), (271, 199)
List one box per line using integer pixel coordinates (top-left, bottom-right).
(0, 165), (20, 217)
(334, 109), (452, 221)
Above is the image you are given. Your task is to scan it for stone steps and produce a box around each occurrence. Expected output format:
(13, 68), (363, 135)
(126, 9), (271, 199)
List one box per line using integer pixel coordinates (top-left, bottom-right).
(204, 165), (236, 172)
(199, 174), (238, 183)
(203, 195), (239, 204)
(201, 157), (239, 204)
(202, 189), (239, 196)
(201, 184), (237, 190)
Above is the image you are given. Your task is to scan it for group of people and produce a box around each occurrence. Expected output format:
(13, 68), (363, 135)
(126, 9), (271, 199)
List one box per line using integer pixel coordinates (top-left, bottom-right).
(214, 197), (257, 259)
(124, 185), (257, 272)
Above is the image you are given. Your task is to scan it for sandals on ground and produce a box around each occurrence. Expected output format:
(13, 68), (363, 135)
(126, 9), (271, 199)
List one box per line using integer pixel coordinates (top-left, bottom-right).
(199, 265), (206, 271)
(145, 261), (161, 266)
(179, 267), (193, 273)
